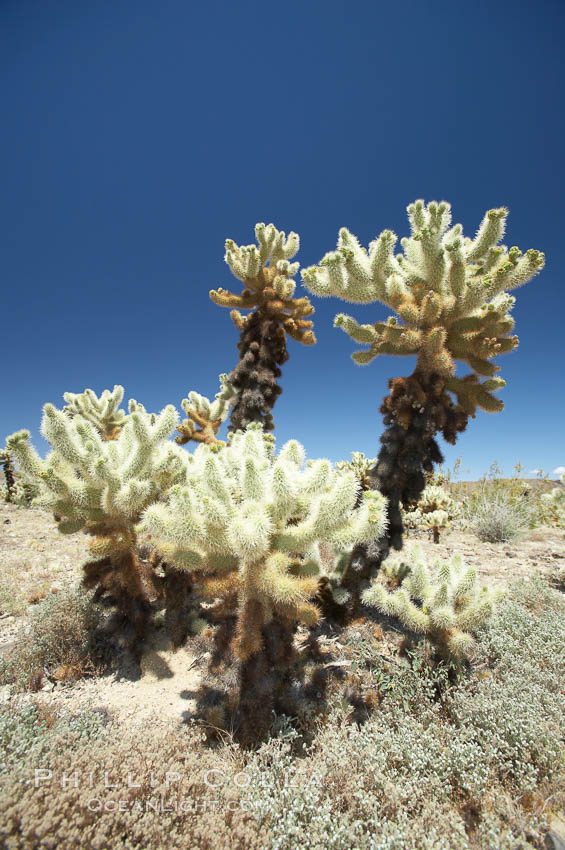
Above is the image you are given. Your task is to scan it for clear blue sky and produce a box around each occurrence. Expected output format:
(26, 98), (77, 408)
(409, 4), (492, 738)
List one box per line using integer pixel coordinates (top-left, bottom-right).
(1, 0), (564, 479)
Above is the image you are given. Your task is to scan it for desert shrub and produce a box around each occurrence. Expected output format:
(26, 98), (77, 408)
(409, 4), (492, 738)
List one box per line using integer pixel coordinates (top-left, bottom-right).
(0, 579), (563, 849)
(548, 563), (565, 592)
(241, 578), (565, 849)
(0, 721), (270, 850)
(455, 577), (565, 789)
(0, 700), (109, 779)
(467, 490), (531, 542)
(0, 585), (105, 691)
(459, 461), (556, 533)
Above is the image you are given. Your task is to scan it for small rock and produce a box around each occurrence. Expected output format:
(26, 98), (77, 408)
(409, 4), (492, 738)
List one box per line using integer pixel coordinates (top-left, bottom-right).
(505, 551), (517, 558)
(4, 519), (10, 524)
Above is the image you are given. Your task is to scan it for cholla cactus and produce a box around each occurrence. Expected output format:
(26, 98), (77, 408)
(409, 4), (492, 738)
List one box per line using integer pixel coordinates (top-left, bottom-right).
(0, 448), (17, 502)
(143, 422), (387, 660)
(362, 544), (496, 660)
(210, 223), (317, 432)
(542, 473), (565, 528)
(405, 484), (460, 543)
(303, 201), (545, 554)
(62, 385), (128, 440)
(143, 422), (386, 740)
(175, 373), (236, 447)
(336, 451), (378, 494)
(1, 478), (37, 506)
(6, 398), (186, 645)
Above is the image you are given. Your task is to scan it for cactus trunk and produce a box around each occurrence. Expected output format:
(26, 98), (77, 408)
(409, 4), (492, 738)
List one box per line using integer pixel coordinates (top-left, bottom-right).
(227, 307), (289, 432)
(84, 543), (156, 655)
(338, 372), (468, 604)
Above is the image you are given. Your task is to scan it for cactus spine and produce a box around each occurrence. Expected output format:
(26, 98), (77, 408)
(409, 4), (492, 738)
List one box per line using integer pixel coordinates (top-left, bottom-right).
(210, 223), (316, 432)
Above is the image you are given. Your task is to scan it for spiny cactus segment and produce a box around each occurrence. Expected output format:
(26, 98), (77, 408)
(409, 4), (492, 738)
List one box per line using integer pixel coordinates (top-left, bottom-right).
(143, 422), (387, 658)
(335, 451), (378, 494)
(142, 422), (387, 739)
(303, 201), (543, 414)
(210, 223), (317, 432)
(63, 385), (128, 441)
(175, 373), (236, 447)
(363, 544), (497, 660)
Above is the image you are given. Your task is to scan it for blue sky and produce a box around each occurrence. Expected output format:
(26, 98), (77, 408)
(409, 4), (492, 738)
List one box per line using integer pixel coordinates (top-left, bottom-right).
(1, 0), (564, 479)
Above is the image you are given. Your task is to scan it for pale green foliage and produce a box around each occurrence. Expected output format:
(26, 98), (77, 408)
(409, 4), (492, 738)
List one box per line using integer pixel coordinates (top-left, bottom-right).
(467, 491), (531, 543)
(302, 201), (545, 415)
(458, 461), (548, 532)
(245, 579), (565, 848)
(6, 399), (186, 533)
(542, 472), (565, 528)
(62, 385), (129, 440)
(0, 702), (109, 780)
(1, 581), (563, 849)
(363, 544), (497, 659)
